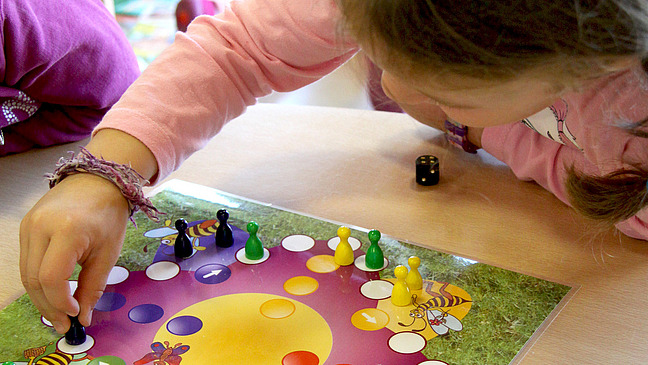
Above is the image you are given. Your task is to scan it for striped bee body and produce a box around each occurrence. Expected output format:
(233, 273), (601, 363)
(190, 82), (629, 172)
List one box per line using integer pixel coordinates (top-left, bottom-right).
(419, 294), (470, 309)
(34, 351), (73, 365)
(188, 219), (219, 237)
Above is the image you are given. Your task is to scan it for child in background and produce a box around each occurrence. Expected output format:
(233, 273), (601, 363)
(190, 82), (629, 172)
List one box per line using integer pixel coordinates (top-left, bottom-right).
(175, 0), (220, 32)
(0, 0), (139, 156)
(19, 0), (648, 333)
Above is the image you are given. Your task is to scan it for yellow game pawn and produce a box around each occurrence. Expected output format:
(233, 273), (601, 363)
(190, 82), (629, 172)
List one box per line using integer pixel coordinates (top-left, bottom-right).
(391, 265), (412, 307)
(406, 256), (423, 291)
(334, 226), (354, 266)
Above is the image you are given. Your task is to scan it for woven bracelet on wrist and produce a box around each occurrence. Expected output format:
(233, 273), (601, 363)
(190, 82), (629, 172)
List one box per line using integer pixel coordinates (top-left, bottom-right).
(46, 147), (162, 224)
(444, 119), (479, 154)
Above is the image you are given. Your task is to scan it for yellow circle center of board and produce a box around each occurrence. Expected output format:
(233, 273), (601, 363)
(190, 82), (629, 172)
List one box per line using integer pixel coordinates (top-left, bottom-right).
(154, 293), (332, 364)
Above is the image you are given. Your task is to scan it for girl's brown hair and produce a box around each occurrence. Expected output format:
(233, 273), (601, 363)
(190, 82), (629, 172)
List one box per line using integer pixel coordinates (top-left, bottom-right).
(338, 0), (648, 228)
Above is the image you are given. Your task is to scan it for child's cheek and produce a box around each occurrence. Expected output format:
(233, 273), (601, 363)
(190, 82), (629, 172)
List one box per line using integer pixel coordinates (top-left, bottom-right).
(399, 102), (448, 130)
(443, 109), (487, 127)
(444, 109), (512, 128)
(381, 74), (431, 106)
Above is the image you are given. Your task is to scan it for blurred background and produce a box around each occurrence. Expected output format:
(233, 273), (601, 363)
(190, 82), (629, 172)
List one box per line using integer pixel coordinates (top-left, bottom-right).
(112, 0), (373, 110)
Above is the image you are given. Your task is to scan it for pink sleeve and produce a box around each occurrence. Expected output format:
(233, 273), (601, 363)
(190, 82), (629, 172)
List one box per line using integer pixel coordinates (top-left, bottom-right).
(482, 124), (648, 240)
(94, 0), (357, 182)
(481, 68), (648, 241)
(481, 122), (579, 206)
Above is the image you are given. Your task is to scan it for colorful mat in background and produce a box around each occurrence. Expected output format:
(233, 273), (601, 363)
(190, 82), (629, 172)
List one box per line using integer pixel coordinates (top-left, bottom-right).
(115, 0), (179, 70)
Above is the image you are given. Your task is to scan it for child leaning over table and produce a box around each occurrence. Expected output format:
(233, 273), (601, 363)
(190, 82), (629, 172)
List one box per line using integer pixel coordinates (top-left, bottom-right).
(18, 0), (648, 333)
(0, 0), (139, 156)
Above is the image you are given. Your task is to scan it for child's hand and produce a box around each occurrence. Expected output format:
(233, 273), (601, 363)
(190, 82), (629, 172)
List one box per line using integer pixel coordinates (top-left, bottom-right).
(20, 173), (130, 333)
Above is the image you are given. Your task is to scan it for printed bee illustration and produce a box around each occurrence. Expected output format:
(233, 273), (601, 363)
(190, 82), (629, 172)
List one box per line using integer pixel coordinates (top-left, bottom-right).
(34, 351), (73, 365)
(144, 218), (220, 253)
(424, 308), (463, 335)
(23, 344), (91, 365)
(399, 281), (470, 334)
(23, 344), (48, 365)
(133, 341), (190, 365)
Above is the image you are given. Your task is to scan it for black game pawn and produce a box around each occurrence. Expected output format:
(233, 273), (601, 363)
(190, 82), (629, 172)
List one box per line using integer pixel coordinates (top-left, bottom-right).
(174, 218), (193, 258)
(65, 316), (86, 346)
(215, 209), (234, 248)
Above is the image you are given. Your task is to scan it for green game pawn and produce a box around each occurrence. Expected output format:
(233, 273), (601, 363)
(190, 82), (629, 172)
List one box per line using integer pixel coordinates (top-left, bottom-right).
(365, 229), (384, 269)
(245, 221), (264, 260)
(2, 362), (16, 365)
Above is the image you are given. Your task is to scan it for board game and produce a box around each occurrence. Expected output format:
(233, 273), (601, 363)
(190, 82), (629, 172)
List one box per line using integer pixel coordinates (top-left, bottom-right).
(0, 180), (573, 364)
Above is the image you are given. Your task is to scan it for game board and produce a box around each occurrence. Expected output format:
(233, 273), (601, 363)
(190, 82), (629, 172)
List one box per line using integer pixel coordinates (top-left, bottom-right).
(0, 180), (574, 364)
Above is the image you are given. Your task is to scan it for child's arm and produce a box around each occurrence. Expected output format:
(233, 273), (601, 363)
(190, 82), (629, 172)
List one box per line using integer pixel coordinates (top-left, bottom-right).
(20, 0), (357, 333)
(481, 111), (648, 241)
(96, 0), (358, 183)
(480, 66), (648, 241)
(0, 0), (139, 155)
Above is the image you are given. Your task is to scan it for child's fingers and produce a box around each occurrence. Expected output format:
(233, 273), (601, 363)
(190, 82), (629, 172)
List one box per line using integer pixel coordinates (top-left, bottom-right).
(75, 251), (120, 327)
(18, 222), (51, 323)
(18, 215), (30, 294)
(39, 232), (83, 317)
(21, 230), (74, 333)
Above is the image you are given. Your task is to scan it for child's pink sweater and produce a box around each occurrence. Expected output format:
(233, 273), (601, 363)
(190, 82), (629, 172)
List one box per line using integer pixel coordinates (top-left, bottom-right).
(482, 68), (648, 240)
(96, 0), (648, 240)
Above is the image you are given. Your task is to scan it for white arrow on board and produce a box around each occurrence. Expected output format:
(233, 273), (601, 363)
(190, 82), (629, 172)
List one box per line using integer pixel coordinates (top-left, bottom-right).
(203, 270), (223, 278)
(362, 313), (377, 323)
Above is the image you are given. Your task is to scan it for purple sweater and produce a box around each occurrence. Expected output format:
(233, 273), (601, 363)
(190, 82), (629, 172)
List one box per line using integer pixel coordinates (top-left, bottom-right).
(0, 0), (139, 156)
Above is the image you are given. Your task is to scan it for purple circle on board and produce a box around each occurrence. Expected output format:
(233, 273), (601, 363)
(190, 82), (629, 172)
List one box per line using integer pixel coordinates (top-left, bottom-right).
(128, 304), (165, 324)
(94, 292), (127, 312)
(194, 264), (231, 284)
(167, 316), (203, 336)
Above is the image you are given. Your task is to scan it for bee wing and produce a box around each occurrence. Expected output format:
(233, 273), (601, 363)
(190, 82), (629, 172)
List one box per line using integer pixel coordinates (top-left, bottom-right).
(144, 227), (177, 238)
(443, 314), (463, 332)
(426, 310), (448, 335)
(429, 309), (463, 333)
(430, 323), (450, 336)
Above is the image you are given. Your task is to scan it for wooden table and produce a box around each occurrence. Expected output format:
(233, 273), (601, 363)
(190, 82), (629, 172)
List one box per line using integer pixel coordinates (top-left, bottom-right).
(1, 104), (647, 363)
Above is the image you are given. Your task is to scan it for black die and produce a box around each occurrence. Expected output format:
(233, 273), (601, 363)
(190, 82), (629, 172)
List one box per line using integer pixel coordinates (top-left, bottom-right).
(415, 155), (439, 186)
